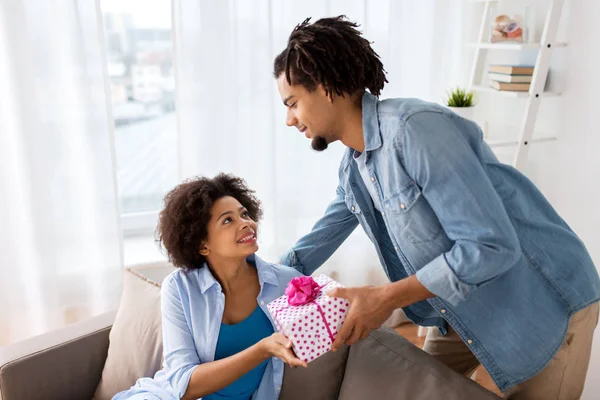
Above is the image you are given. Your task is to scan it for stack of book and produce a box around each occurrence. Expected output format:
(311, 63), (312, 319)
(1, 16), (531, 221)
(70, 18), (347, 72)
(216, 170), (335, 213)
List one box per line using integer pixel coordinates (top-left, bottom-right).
(488, 65), (534, 91)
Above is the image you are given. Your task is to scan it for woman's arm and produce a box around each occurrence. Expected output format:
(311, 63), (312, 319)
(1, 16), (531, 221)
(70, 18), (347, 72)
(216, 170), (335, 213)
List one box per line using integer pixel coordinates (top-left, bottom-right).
(181, 341), (266, 400)
(182, 332), (305, 400)
(161, 277), (306, 400)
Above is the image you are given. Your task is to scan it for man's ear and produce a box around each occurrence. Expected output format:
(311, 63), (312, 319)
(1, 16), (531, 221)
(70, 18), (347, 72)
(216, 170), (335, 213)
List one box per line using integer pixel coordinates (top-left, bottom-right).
(316, 84), (335, 103)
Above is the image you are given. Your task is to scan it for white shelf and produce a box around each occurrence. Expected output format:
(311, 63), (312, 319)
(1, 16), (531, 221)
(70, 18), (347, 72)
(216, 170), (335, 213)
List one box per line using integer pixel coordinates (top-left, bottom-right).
(467, 42), (567, 50)
(486, 136), (557, 148)
(467, 0), (565, 169)
(472, 85), (561, 98)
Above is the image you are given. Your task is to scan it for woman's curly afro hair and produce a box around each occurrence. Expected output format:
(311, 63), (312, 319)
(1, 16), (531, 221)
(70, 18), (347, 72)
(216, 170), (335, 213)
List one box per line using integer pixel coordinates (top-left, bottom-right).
(156, 173), (263, 270)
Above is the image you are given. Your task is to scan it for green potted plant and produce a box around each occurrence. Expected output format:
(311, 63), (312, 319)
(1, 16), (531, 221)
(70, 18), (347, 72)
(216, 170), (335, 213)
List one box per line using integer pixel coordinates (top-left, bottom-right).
(444, 87), (476, 120)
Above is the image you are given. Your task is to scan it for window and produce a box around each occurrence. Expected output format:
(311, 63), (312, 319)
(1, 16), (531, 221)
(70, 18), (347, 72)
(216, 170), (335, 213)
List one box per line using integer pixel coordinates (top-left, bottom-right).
(101, 0), (177, 235)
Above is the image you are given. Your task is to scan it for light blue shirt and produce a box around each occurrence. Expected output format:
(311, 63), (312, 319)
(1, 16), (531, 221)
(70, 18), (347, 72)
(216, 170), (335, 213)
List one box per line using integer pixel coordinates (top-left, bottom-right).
(281, 92), (600, 392)
(113, 254), (302, 400)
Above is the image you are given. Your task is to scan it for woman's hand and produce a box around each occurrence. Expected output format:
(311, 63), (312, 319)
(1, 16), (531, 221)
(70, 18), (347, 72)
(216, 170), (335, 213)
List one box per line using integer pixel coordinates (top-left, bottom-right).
(259, 332), (308, 368)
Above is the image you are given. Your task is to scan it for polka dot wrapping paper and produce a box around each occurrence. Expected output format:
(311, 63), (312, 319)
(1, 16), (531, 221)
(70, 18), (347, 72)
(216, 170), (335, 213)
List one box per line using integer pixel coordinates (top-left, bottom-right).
(267, 274), (349, 363)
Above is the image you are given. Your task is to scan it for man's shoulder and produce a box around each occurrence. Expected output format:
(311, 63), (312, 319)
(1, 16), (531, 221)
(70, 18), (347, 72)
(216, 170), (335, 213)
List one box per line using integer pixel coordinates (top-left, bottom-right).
(375, 97), (449, 151)
(377, 97), (444, 125)
(337, 97), (448, 173)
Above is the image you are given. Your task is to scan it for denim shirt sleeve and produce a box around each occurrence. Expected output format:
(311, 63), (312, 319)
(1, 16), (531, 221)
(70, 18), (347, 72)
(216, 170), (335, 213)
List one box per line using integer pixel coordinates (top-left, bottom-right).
(160, 275), (200, 398)
(403, 111), (521, 306)
(280, 185), (359, 275)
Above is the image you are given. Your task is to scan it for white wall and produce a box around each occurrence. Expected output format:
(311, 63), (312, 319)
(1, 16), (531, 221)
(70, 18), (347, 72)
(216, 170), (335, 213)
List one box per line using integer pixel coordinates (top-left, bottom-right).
(554, 1), (600, 397)
(472, 1), (599, 397)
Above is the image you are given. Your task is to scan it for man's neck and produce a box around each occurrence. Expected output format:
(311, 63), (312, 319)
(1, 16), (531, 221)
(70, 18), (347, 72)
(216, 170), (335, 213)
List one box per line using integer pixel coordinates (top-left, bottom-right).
(338, 95), (365, 152)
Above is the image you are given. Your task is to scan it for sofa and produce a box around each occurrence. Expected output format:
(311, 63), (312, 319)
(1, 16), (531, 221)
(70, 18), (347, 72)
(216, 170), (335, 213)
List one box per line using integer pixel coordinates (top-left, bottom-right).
(0, 263), (500, 400)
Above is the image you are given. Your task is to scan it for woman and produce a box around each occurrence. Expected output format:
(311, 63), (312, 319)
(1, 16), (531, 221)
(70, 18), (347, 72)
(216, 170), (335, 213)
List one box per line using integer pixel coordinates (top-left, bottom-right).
(114, 173), (307, 400)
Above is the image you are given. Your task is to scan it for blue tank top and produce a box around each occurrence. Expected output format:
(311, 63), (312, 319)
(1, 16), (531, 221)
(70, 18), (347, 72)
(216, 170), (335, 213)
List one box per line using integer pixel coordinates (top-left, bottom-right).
(204, 306), (274, 400)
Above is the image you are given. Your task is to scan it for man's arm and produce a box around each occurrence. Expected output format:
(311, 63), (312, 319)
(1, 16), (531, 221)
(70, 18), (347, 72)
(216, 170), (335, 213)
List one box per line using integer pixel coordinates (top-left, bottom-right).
(404, 111), (521, 307)
(280, 185), (359, 275)
(330, 111), (522, 349)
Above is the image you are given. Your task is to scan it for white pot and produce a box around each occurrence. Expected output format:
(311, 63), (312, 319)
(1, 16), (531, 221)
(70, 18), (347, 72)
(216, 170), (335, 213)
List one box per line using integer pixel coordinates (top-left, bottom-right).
(447, 105), (476, 121)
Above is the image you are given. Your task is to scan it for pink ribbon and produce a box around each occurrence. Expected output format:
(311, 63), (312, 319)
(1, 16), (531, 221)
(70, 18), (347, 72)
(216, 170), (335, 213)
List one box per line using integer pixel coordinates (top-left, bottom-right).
(285, 276), (321, 305)
(275, 276), (336, 343)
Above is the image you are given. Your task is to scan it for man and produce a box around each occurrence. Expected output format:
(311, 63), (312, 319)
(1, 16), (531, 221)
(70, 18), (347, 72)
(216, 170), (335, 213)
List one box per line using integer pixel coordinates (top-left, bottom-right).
(274, 16), (600, 398)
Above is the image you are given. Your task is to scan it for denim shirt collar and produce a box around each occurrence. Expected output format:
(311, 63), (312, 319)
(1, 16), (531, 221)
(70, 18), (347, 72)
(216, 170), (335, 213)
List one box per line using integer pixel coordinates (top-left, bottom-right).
(361, 91), (382, 152)
(197, 253), (279, 293)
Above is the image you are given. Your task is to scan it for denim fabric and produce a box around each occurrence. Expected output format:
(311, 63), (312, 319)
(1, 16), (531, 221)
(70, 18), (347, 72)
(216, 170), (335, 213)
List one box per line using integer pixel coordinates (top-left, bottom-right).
(281, 92), (600, 391)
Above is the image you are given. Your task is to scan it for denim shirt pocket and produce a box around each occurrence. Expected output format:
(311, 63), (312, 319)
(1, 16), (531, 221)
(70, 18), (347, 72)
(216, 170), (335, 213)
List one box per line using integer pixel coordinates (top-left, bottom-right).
(384, 182), (443, 244)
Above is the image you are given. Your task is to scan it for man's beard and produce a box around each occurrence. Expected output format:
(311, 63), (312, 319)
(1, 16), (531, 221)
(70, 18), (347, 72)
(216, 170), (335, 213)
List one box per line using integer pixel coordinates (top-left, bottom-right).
(311, 136), (328, 151)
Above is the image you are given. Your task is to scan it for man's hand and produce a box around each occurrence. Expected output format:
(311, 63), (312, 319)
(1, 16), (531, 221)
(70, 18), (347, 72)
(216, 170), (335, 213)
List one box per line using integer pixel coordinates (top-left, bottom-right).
(327, 275), (436, 352)
(327, 285), (395, 351)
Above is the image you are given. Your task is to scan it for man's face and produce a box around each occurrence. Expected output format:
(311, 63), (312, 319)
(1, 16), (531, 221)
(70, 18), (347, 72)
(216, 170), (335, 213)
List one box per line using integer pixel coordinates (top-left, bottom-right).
(276, 73), (338, 151)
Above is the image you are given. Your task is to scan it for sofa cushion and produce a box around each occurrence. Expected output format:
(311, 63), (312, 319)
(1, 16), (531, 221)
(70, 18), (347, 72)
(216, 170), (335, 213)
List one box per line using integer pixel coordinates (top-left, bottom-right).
(337, 328), (500, 400)
(0, 322), (111, 400)
(279, 343), (349, 400)
(93, 263), (174, 400)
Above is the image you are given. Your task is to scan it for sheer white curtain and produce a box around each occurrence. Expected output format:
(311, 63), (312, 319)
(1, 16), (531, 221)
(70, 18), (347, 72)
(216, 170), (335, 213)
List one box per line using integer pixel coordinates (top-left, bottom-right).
(174, 0), (471, 285)
(0, 0), (122, 345)
(0, 0), (471, 345)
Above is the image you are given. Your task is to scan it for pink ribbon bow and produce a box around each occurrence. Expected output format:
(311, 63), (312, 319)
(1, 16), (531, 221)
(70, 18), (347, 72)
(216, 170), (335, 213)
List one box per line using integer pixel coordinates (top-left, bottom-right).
(285, 276), (321, 306)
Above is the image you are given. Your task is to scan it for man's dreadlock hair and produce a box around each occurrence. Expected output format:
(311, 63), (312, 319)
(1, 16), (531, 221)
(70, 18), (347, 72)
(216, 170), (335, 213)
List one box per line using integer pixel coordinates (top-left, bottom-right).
(273, 16), (387, 99)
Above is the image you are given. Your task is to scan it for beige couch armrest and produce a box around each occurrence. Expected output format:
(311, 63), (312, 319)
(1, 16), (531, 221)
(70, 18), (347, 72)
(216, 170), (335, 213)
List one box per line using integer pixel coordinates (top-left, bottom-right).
(0, 310), (117, 400)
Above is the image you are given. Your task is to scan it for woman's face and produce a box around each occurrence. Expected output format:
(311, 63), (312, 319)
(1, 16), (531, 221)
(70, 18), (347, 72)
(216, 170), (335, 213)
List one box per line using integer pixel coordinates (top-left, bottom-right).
(200, 196), (259, 261)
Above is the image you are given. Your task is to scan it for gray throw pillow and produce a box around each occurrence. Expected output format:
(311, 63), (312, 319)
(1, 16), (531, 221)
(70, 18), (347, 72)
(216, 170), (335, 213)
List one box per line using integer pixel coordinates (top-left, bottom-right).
(280, 344), (350, 400)
(338, 328), (500, 400)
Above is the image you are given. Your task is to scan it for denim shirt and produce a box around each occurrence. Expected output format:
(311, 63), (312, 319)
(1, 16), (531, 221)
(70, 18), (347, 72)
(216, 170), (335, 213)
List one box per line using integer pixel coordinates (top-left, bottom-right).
(115, 254), (301, 400)
(281, 92), (600, 391)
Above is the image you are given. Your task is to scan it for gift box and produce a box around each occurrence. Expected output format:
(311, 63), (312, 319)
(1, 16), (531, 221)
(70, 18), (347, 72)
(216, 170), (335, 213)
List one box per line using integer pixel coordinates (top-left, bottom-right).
(267, 274), (349, 363)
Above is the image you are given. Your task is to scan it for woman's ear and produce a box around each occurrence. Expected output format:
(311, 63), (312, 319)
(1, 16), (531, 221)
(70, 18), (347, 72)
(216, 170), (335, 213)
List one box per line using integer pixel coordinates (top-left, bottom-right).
(199, 242), (210, 256)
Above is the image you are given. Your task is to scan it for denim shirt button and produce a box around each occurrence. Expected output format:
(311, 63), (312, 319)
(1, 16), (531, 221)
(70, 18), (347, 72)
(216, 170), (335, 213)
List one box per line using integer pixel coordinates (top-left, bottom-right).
(370, 177), (375, 182)
(400, 203), (406, 210)
(381, 211), (385, 216)
(440, 309), (446, 314)
(351, 206), (355, 211)
(467, 339), (473, 345)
